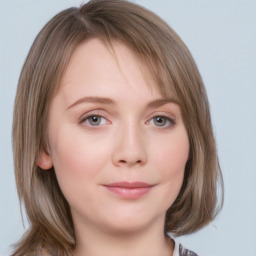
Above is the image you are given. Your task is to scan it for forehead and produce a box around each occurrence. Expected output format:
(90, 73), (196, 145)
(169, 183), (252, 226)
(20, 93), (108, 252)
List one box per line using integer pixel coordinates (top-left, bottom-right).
(57, 38), (178, 103)
(60, 39), (149, 88)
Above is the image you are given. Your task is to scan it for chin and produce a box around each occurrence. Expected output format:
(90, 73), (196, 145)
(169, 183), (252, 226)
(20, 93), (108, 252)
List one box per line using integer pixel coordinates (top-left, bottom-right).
(98, 210), (164, 236)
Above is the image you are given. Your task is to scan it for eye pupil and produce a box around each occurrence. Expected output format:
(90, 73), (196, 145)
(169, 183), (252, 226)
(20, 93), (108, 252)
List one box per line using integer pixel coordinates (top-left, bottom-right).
(153, 116), (166, 126)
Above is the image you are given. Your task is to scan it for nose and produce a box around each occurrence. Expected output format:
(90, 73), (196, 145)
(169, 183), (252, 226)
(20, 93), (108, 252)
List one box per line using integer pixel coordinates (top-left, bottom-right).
(112, 123), (147, 168)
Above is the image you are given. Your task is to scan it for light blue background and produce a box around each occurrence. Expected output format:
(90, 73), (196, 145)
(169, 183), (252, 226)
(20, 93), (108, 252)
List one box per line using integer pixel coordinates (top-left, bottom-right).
(1, 0), (255, 255)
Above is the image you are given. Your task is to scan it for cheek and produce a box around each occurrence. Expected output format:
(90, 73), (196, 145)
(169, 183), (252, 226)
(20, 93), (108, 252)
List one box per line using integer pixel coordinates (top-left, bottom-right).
(153, 130), (189, 208)
(153, 130), (189, 177)
(48, 126), (111, 193)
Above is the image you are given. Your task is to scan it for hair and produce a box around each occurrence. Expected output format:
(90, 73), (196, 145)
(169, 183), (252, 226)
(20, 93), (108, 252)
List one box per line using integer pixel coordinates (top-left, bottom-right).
(12, 0), (223, 255)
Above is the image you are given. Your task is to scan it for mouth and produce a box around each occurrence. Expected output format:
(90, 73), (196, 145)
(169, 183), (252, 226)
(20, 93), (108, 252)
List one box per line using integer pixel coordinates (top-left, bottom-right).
(103, 182), (154, 199)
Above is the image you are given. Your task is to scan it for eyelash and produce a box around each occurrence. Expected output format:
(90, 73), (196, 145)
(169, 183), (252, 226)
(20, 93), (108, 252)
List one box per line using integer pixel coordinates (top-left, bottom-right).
(80, 113), (176, 130)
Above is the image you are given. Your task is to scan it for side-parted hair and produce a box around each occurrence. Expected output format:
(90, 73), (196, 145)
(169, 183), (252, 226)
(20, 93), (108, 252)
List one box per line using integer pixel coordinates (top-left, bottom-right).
(12, 0), (223, 255)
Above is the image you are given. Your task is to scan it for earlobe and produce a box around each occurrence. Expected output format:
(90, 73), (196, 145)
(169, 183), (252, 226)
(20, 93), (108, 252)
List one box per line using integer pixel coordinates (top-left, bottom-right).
(37, 149), (53, 170)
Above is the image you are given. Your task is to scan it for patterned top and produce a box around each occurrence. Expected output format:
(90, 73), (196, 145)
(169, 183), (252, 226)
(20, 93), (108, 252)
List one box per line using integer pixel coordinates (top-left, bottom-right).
(39, 240), (198, 256)
(173, 242), (198, 256)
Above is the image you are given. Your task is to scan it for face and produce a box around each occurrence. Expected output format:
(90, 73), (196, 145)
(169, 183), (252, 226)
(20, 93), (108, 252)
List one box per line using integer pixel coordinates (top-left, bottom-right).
(38, 39), (189, 236)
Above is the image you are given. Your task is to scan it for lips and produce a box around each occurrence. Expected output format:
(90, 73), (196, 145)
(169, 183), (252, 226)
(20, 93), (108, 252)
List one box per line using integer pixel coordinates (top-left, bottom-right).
(103, 182), (153, 199)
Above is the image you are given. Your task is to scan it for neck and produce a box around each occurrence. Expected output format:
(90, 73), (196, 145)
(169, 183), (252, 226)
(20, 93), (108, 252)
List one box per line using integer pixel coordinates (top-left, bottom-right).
(73, 218), (173, 256)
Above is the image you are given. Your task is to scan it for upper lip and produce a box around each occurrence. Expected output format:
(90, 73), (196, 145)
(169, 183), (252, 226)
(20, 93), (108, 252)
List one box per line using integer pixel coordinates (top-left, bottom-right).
(104, 182), (153, 188)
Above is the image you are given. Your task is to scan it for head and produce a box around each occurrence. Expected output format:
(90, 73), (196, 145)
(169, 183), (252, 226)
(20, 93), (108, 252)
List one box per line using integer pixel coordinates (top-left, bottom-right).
(12, 0), (223, 254)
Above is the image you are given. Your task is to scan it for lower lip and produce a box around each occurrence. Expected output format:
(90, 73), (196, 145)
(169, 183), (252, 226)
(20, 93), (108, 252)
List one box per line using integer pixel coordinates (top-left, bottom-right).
(104, 186), (151, 199)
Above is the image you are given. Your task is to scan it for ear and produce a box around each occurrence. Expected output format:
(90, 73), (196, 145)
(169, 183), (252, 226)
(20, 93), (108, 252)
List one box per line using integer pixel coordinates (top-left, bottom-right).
(37, 148), (53, 170)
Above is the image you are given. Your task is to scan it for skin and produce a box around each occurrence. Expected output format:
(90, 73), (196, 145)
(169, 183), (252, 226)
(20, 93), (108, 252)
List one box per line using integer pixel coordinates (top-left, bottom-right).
(38, 39), (190, 256)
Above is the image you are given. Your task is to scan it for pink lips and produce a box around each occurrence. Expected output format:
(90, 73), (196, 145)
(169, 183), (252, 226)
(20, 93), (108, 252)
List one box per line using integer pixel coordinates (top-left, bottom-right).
(104, 182), (153, 199)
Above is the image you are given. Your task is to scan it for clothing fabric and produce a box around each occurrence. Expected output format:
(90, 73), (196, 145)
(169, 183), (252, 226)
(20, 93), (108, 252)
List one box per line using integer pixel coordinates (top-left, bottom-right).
(39, 241), (198, 256)
(173, 241), (198, 256)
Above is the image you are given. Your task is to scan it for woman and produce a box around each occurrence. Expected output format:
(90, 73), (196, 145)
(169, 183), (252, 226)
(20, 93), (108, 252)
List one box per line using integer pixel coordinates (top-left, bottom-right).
(12, 0), (223, 255)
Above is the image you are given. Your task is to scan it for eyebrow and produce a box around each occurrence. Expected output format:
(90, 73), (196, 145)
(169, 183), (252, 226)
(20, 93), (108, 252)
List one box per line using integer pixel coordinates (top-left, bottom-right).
(67, 96), (115, 110)
(66, 96), (179, 110)
(147, 98), (180, 108)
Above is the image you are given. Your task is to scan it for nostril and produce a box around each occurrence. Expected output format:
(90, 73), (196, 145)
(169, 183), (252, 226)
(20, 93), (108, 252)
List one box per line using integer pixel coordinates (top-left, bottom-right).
(118, 159), (142, 165)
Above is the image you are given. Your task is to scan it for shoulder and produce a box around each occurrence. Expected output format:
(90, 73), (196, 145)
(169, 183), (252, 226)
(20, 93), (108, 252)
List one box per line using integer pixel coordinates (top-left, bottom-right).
(173, 240), (199, 256)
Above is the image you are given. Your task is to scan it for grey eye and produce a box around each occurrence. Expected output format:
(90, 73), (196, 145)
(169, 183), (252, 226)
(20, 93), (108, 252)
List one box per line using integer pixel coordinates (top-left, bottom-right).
(85, 115), (106, 126)
(152, 116), (168, 127)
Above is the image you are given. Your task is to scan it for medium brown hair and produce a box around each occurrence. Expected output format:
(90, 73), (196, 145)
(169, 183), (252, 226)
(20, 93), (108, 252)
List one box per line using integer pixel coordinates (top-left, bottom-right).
(12, 0), (223, 255)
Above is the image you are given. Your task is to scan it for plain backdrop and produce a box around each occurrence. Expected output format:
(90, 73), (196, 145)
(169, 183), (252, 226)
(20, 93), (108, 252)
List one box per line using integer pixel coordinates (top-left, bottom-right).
(0, 0), (255, 255)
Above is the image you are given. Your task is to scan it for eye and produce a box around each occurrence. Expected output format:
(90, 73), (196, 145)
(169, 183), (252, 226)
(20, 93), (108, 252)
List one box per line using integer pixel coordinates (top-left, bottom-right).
(149, 115), (175, 128)
(83, 115), (107, 127)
